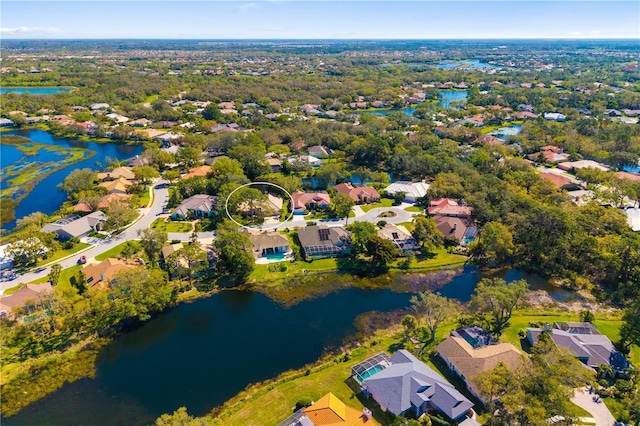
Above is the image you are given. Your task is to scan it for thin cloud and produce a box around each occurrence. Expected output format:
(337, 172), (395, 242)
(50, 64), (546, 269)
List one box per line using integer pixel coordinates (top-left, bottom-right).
(1, 26), (61, 36)
(237, 2), (259, 12)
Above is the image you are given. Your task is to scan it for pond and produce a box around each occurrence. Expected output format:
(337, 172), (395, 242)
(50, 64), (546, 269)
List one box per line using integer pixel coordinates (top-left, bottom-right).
(5, 268), (567, 426)
(489, 124), (522, 141)
(1, 129), (144, 230)
(363, 90), (468, 117)
(436, 60), (501, 71)
(0, 87), (72, 95)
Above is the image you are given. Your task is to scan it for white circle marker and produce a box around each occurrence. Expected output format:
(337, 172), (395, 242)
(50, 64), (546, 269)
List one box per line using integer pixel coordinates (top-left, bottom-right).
(224, 181), (295, 231)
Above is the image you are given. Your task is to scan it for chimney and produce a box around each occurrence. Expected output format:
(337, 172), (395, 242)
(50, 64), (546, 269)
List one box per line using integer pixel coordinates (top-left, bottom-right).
(452, 223), (457, 231)
(363, 408), (372, 420)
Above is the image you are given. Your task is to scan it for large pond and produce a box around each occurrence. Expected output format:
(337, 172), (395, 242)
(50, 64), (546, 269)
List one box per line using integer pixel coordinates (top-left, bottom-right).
(364, 90), (468, 117)
(0, 87), (72, 95)
(1, 129), (144, 230)
(5, 268), (570, 426)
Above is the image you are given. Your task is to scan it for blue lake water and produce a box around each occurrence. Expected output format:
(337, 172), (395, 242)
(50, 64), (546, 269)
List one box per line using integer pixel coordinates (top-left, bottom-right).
(364, 90), (468, 117)
(0, 87), (72, 95)
(1, 129), (144, 230)
(6, 268), (565, 426)
(436, 60), (501, 71)
(490, 124), (522, 140)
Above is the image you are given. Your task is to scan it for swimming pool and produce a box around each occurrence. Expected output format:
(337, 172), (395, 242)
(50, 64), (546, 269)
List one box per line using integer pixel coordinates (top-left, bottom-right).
(356, 364), (386, 382)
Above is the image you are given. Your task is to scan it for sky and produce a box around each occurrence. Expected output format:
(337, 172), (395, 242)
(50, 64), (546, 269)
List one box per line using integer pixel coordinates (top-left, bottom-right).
(1, 1), (639, 39)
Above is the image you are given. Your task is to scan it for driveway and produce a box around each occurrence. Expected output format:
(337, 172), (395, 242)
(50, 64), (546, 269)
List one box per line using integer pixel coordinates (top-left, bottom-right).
(1, 181), (168, 293)
(570, 387), (616, 426)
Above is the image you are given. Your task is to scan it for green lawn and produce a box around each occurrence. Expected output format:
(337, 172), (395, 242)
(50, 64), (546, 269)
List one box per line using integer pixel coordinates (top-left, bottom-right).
(95, 242), (129, 261)
(390, 248), (467, 271)
(249, 258), (337, 285)
(36, 243), (91, 267)
(150, 218), (193, 233)
(25, 264), (82, 293)
(360, 198), (395, 212)
(404, 205), (423, 213)
(135, 188), (151, 208)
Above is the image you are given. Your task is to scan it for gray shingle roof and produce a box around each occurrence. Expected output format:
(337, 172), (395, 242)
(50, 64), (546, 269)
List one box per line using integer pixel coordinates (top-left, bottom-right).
(172, 194), (218, 217)
(363, 350), (473, 420)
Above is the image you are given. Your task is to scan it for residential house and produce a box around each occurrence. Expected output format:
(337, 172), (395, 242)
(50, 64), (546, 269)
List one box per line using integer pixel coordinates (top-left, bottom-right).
(41, 211), (106, 240)
(277, 392), (373, 426)
(358, 350), (474, 422)
(130, 118), (151, 127)
(238, 193), (283, 218)
(99, 177), (134, 194)
(434, 216), (477, 246)
(245, 231), (291, 258)
(292, 191), (331, 215)
(0, 118), (15, 127)
(543, 112), (566, 122)
(266, 157), (283, 173)
(526, 322), (629, 373)
(181, 166), (213, 180)
(287, 155), (323, 168)
(515, 111), (538, 120)
(308, 145), (333, 159)
(436, 326), (523, 404)
(161, 243), (184, 263)
(89, 103), (110, 111)
(74, 193), (133, 213)
(0, 283), (52, 318)
(428, 198), (472, 218)
(377, 224), (419, 252)
(384, 181), (430, 203)
(526, 145), (571, 163)
(615, 171), (640, 182)
(297, 225), (351, 257)
(539, 172), (581, 190)
(97, 166), (136, 181)
(625, 208), (640, 232)
(171, 194), (219, 219)
(83, 258), (135, 289)
(557, 160), (610, 173)
(335, 183), (380, 204)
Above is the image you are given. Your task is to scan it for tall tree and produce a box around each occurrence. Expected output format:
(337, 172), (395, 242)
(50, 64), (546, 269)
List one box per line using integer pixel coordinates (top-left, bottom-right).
(214, 231), (255, 282)
(137, 228), (168, 267)
(471, 278), (528, 335)
(166, 244), (208, 286)
(410, 292), (459, 343)
(471, 221), (514, 264)
(48, 264), (62, 286)
(619, 299), (640, 351)
(57, 168), (97, 196)
(365, 235), (399, 272)
(330, 192), (354, 225)
(412, 215), (443, 251)
(133, 165), (160, 185)
(347, 221), (377, 255)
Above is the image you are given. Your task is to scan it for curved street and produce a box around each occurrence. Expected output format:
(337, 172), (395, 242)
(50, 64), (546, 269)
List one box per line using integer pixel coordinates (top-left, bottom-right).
(1, 182), (421, 292)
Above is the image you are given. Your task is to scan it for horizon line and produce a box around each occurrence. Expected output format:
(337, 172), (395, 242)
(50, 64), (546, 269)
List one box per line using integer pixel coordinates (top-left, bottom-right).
(3, 37), (639, 41)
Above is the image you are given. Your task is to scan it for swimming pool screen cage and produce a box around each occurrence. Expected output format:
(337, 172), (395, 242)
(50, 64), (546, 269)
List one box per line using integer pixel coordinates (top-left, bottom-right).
(351, 352), (391, 382)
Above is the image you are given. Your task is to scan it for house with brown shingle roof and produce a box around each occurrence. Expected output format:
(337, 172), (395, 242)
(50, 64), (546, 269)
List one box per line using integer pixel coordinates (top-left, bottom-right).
(99, 177), (134, 194)
(245, 231), (291, 259)
(0, 283), (52, 318)
(436, 326), (523, 404)
(335, 183), (380, 204)
(97, 166), (135, 181)
(181, 165), (212, 180)
(83, 258), (135, 289)
(74, 193), (133, 213)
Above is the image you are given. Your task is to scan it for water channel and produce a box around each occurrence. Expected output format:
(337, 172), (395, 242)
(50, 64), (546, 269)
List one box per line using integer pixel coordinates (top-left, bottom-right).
(1, 129), (144, 230)
(6, 267), (572, 426)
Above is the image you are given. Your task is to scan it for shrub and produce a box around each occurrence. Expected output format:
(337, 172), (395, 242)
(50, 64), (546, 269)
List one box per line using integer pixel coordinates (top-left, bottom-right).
(295, 397), (313, 411)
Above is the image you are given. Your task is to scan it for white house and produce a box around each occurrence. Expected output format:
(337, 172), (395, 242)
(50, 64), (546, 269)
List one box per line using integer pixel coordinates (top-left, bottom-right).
(384, 181), (430, 203)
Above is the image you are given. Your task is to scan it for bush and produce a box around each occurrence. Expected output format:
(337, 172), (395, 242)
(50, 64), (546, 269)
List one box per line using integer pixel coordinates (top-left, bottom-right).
(295, 397), (313, 411)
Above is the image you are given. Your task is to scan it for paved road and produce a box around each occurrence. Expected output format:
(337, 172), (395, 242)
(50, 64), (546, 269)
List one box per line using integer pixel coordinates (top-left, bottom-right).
(1, 190), (421, 292)
(570, 387), (616, 426)
(0, 181), (168, 292)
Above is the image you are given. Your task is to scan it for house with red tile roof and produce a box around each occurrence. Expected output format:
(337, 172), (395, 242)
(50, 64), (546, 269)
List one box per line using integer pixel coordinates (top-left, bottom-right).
(335, 183), (380, 204)
(428, 198), (472, 218)
(291, 191), (331, 214)
(539, 172), (580, 190)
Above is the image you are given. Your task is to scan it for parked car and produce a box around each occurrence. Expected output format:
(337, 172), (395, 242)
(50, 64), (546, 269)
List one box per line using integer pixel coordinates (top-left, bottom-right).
(77, 255), (87, 265)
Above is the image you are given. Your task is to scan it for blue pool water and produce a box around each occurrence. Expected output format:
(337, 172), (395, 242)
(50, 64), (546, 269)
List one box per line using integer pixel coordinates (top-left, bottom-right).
(357, 364), (387, 382)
